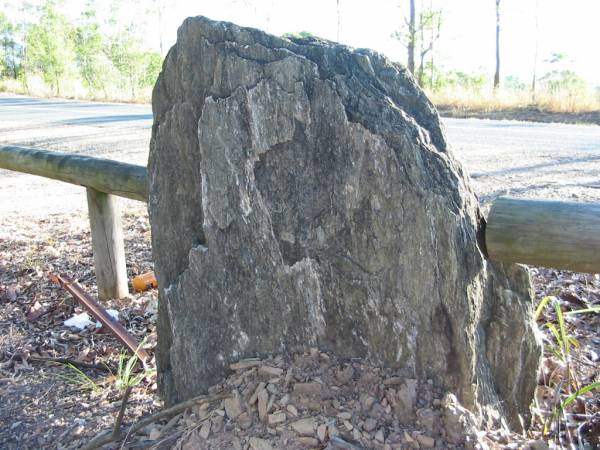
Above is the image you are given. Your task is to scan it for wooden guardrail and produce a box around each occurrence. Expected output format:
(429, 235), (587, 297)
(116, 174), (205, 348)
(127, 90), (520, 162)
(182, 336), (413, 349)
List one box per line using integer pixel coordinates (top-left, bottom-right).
(486, 197), (600, 274)
(1, 145), (598, 299)
(0, 145), (147, 201)
(0, 144), (147, 299)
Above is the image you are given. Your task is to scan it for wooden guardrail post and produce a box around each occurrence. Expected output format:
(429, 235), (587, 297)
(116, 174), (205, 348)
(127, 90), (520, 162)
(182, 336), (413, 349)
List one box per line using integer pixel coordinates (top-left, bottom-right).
(1, 144), (146, 300)
(86, 188), (129, 299)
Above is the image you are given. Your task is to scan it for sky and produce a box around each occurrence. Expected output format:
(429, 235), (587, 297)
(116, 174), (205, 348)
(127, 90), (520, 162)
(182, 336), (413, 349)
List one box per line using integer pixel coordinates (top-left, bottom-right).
(155, 0), (600, 86)
(5, 0), (600, 86)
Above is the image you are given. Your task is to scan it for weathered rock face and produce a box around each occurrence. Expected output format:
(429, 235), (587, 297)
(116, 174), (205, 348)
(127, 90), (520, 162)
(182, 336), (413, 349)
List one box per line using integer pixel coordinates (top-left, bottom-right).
(148, 16), (541, 425)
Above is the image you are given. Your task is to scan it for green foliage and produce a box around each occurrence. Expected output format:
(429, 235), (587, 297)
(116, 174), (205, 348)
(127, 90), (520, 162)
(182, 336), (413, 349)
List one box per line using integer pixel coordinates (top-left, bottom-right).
(503, 75), (526, 92)
(392, 5), (442, 86)
(73, 7), (110, 93)
(139, 51), (163, 88)
(541, 69), (585, 97)
(565, 306), (600, 315)
(115, 340), (153, 390)
(428, 69), (487, 93)
(534, 295), (552, 321)
(282, 31), (315, 39)
(0, 0), (163, 100)
(0, 12), (22, 79)
(107, 29), (161, 98)
(55, 363), (99, 392)
(544, 52), (567, 65)
(116, 351), (145, 389)
(535, 297), (600, 439)
(559, 382), (600, 413)
(25, 2), (75, 95)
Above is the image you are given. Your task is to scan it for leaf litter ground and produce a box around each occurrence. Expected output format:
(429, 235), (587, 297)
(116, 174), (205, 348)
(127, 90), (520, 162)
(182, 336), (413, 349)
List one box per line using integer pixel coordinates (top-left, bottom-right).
(0, 205), (598, 449)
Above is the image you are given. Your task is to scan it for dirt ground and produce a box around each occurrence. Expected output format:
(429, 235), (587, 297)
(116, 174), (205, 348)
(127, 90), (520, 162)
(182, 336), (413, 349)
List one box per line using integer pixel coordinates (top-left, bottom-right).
(1, 96), (599, 448)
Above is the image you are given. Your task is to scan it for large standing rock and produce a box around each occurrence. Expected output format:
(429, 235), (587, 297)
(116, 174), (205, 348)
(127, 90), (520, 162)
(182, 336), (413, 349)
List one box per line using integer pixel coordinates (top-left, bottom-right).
(148, 17), (541, 426)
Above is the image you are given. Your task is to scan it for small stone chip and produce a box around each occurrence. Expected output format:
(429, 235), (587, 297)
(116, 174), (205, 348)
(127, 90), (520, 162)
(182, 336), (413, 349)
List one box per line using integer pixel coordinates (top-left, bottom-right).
(361, 395), (377, 412)
(258, 388), (269, 421)
(199, 421), (211, 439)
(317, 424), (327, 442)
(287, 404), (299, 416)
(363, 418), (377, 432)
(329, 424), (339, 437)
(293, 382), (322, 399)
(295, 437), (320, 448)
(415, 434), (435, 448)
(148, 428), (161, 440)
(279, 394), (290, 406)
(249, 382), (266, 405)
(528, 440), (550, 450)
(335, 365), (354, 384)
(266, 393), (276, 415)
(237, 412), (253, 430)
(224, 395), (243, 419)
(383, 376), (403, 386)
(337, 411), (352, 420)
(374, 428), (385, 443)
(230, 359), (262, 371)
(268, 412), (287, 425)
(290, 418), (316, 436)
(258, 365), (284, 377)
(249, 437), (274, 450)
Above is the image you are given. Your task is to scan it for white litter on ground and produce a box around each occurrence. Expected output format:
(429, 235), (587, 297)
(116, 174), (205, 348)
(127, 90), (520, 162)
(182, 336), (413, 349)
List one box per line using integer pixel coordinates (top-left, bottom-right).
(64, 309), (120, 330)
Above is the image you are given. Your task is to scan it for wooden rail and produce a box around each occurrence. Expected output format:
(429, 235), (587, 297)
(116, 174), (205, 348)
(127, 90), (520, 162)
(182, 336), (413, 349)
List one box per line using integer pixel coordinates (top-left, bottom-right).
(1, 144), (147, 299)
(0, 145), (147, 201)
(2, 145), (599, 300)
(486, 197), (600, 274)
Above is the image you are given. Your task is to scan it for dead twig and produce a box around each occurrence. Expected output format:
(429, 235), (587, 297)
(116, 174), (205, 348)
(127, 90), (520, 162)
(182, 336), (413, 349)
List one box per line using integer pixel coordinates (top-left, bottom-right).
(113, 385), (133, 438)
(80, 391), (231, 450)
(28, 355), (114, 373)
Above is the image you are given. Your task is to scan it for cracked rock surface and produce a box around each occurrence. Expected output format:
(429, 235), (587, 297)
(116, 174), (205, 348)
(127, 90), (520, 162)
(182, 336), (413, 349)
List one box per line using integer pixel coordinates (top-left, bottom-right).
(148, 16), (541, 427)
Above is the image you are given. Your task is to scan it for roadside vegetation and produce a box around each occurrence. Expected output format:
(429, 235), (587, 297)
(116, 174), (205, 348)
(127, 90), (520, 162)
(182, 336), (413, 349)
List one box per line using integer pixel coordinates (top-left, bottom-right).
(427, 70), (600, 115)
(392, 0), (599, 117)
(0, 2), (161, 103)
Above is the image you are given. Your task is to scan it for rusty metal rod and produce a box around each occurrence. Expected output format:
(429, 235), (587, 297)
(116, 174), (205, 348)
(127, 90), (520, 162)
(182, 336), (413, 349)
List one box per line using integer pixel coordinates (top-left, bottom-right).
(55, 274), (149, 362)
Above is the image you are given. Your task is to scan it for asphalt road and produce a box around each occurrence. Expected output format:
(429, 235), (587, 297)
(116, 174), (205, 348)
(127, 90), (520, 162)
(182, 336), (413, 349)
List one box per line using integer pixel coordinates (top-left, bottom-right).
(1, 94), (599, 216)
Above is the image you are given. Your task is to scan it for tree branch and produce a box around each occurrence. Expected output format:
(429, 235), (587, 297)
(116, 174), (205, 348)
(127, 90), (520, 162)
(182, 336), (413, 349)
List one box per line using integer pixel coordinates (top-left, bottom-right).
(80, 391), (231, 450)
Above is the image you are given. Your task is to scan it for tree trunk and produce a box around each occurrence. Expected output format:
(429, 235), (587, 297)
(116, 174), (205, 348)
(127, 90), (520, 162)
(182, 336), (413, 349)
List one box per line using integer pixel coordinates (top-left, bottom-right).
(531, 0), (539, 103)
(407, 0), (416, 74)
(417, 12), (425, 86)
(493, 0), (500, 90)
(336, 0), (341, 41)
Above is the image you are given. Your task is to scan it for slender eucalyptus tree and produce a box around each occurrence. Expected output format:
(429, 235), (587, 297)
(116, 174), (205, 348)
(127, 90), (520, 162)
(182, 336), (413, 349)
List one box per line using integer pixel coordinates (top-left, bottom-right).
(493, 0), (500, 90)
